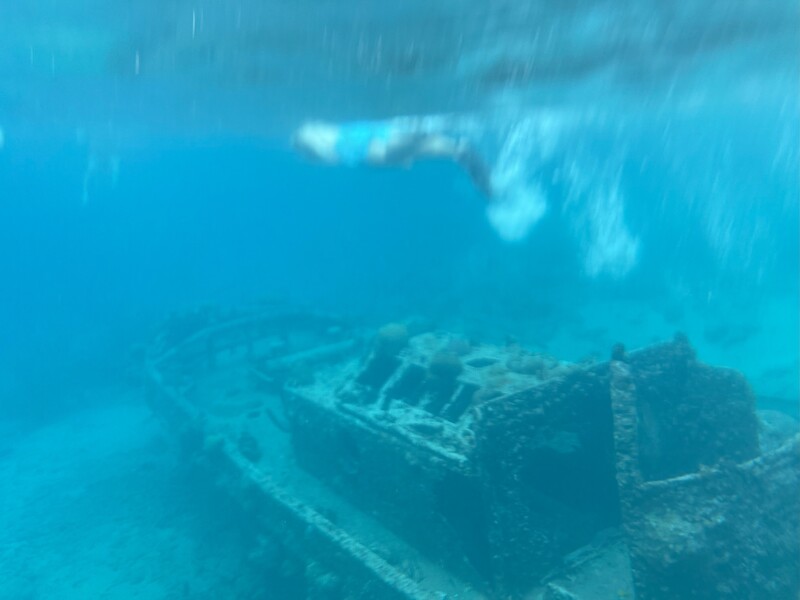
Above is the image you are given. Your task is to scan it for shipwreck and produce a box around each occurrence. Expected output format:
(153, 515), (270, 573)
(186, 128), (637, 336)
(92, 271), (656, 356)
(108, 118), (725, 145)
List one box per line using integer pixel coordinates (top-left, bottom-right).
(144, 305), (799, 599)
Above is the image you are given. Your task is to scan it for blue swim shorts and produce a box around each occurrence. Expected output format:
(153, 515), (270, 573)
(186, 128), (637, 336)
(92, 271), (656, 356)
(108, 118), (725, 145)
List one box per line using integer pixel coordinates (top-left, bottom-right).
(335, 121), (394, 166)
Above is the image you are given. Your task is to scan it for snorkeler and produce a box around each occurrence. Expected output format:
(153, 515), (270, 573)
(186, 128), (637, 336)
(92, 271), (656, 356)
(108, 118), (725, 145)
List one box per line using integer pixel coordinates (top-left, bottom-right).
(291, 117), (494, 199)
(292, 114), (641, 275)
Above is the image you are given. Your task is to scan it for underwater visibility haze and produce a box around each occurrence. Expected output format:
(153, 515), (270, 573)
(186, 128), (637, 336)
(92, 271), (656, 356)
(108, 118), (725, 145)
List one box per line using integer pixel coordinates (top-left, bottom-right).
(0, 1), (798, 599)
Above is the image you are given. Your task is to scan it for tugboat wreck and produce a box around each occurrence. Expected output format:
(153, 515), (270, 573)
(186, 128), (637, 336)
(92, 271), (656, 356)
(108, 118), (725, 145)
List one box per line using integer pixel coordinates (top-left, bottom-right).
(145, 306), (799, 599)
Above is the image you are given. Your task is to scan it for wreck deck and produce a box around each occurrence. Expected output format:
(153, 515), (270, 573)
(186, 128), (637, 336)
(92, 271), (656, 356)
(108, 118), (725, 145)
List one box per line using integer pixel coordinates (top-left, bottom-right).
(144, 307), (799, 599)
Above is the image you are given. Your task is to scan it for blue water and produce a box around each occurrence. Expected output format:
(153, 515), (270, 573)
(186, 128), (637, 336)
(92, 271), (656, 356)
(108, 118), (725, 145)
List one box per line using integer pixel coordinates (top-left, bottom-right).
(0, 1), (798, 598)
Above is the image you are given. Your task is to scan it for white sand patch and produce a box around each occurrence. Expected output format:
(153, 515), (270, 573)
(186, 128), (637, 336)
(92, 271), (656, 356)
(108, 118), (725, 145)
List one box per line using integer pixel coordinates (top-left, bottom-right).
(0, 399), (266, 600)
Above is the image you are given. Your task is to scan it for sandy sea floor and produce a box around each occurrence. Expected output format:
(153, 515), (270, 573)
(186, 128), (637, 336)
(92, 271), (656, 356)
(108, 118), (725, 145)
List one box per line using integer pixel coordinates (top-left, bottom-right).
(0, 395), (276, 600)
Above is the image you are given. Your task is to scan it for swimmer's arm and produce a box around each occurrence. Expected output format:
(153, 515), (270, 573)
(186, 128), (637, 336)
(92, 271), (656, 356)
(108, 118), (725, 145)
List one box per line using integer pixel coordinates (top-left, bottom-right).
(455, 146), (494, 200)
(367, 133), (429, 165)
(417, 136), (494, 198)
(370, 131), (494, 199)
